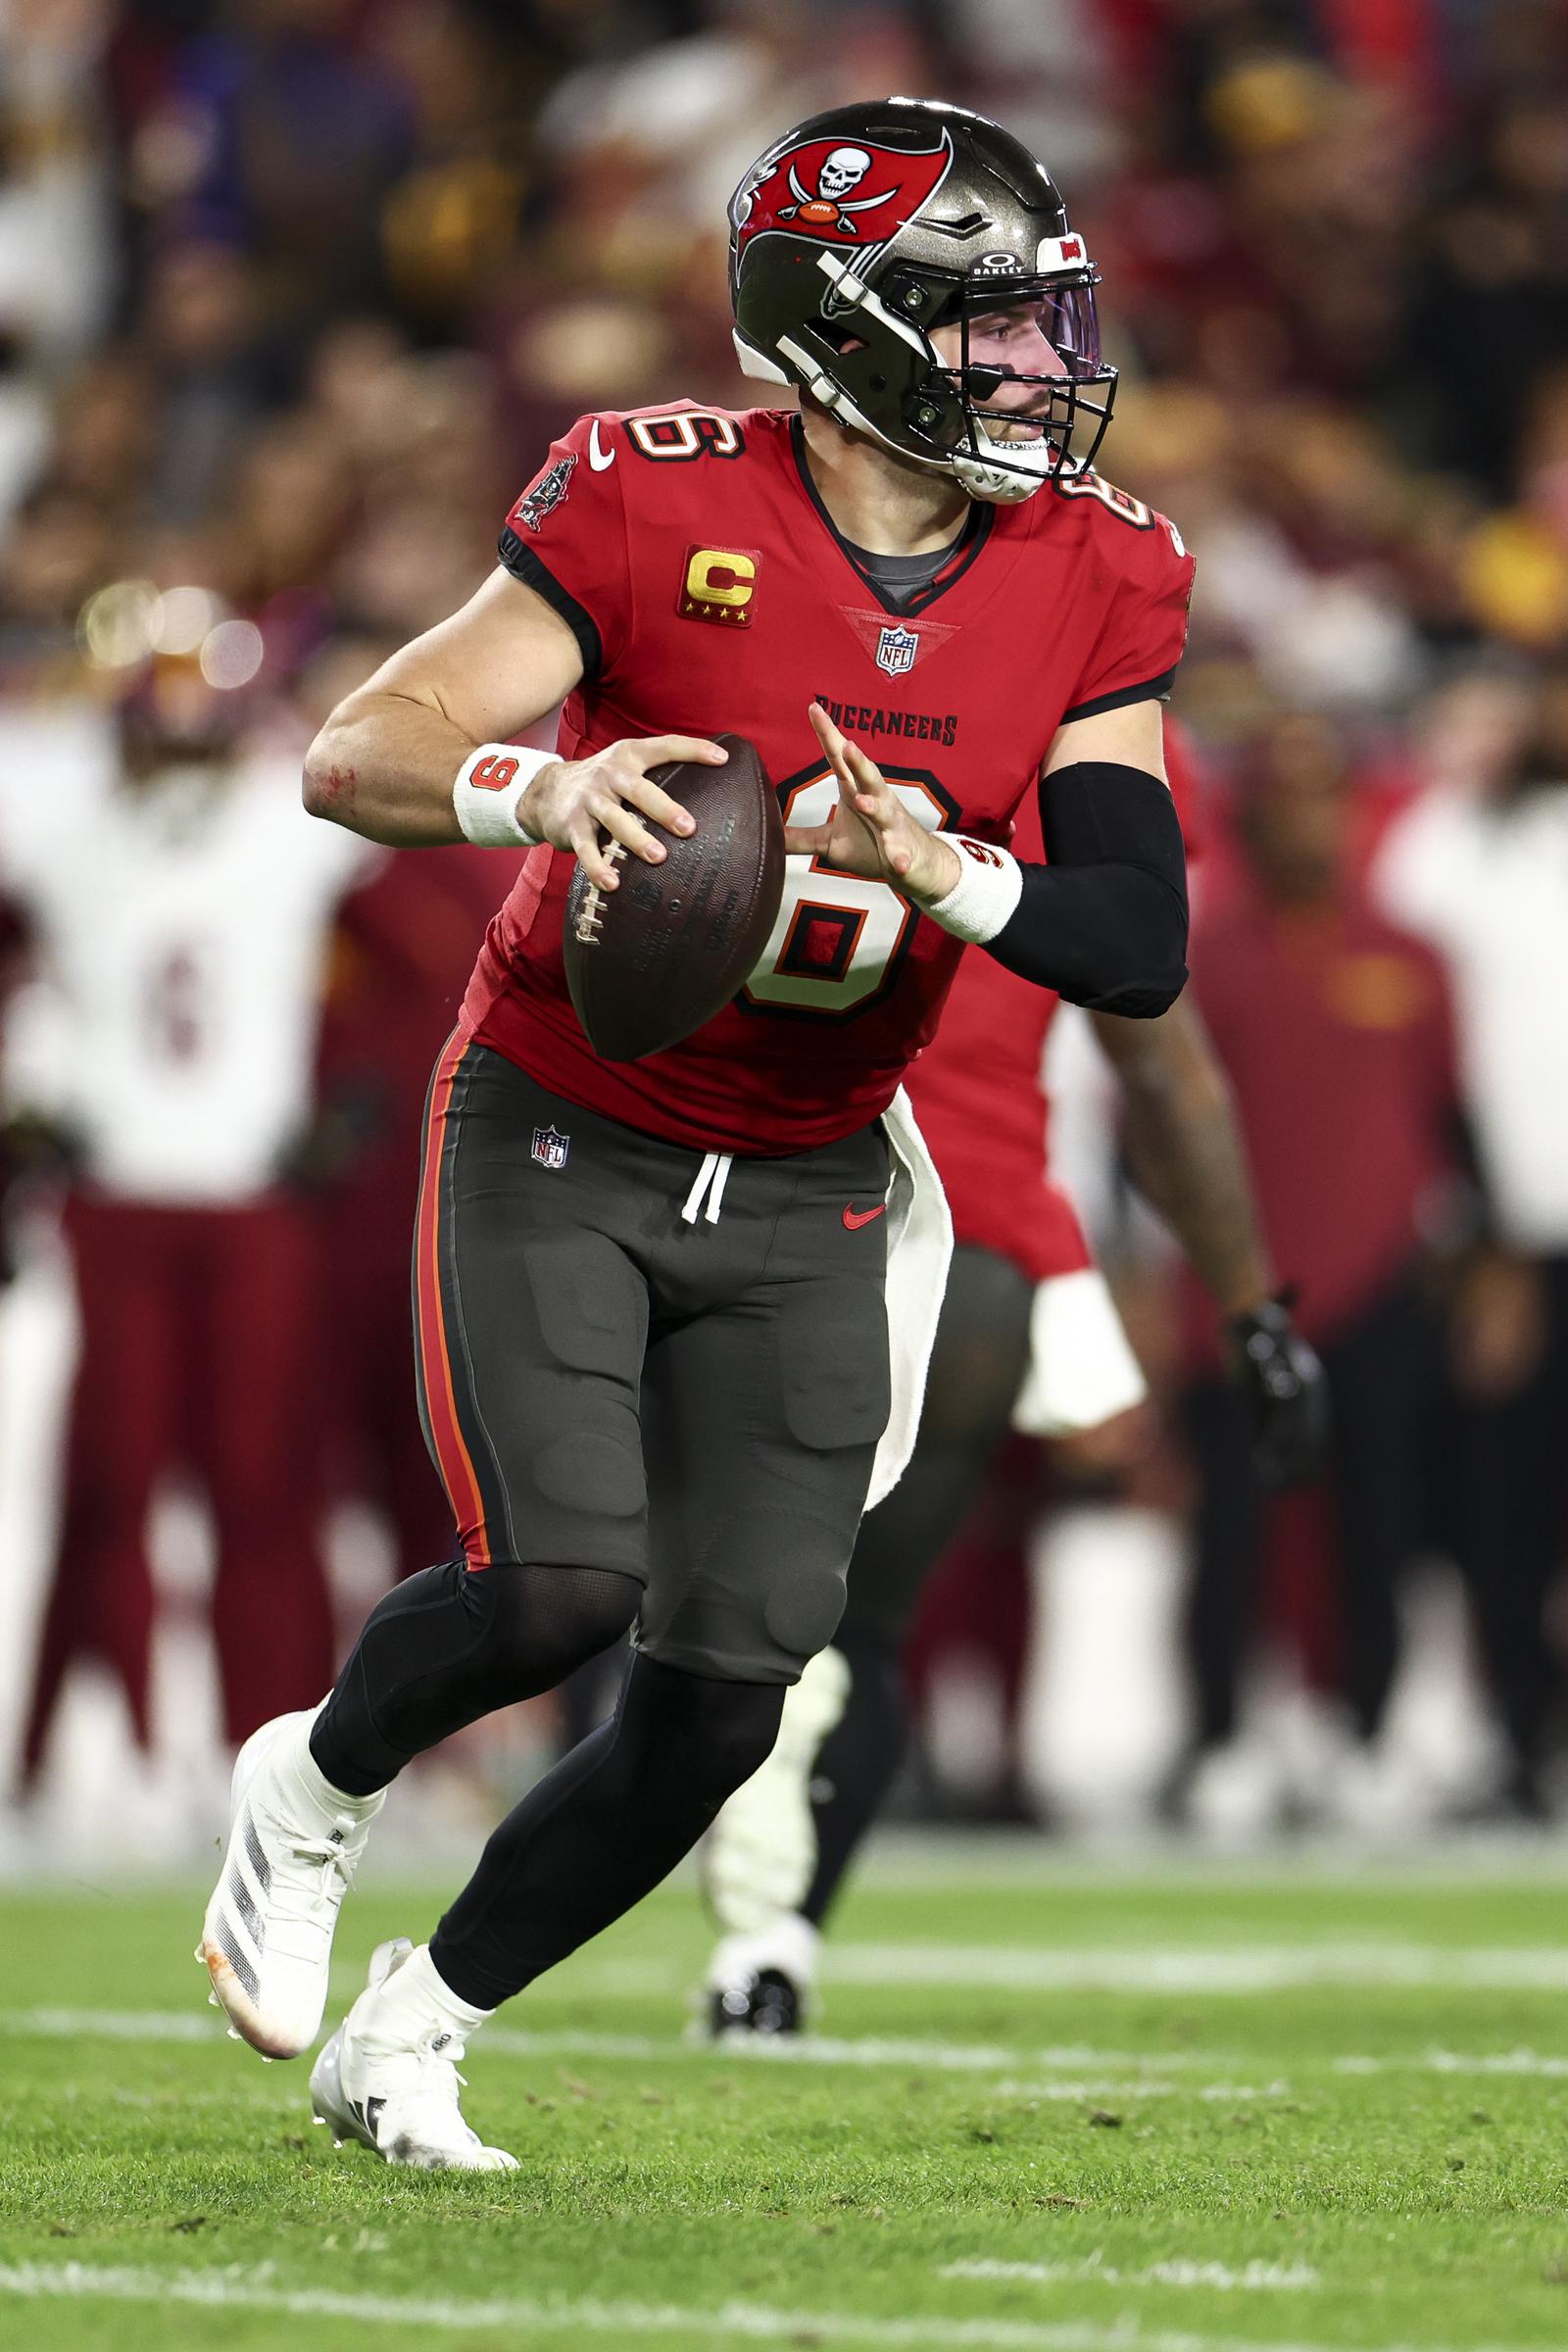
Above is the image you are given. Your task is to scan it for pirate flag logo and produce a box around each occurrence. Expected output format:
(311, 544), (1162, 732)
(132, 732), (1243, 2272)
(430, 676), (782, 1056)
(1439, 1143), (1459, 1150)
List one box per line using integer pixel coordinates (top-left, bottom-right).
(737, 133), (952, 256)
(511, 452), (576, 536)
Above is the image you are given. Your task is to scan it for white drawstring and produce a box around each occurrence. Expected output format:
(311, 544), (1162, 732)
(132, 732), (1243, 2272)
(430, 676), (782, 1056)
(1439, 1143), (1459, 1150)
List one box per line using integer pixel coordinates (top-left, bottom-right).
(680, 1151), (734, 1225)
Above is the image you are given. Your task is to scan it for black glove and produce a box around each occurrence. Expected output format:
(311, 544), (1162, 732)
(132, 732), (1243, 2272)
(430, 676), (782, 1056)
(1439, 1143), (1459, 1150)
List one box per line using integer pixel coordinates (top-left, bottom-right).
(1224, 1298), (1329, 1489)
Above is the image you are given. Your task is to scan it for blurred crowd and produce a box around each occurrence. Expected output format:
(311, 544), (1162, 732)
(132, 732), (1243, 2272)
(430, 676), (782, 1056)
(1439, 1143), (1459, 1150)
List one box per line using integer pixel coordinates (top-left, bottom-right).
(4, 0), (1568, 1849)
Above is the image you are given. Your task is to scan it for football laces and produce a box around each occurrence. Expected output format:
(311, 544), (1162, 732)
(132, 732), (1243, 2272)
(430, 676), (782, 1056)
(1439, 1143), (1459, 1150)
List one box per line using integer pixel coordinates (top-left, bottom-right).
(573, 838), (628, 947)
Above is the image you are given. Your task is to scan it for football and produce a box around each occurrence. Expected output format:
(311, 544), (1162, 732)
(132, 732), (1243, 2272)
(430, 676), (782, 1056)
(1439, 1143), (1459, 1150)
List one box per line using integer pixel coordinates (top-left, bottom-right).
(564, 732), (785, 1061)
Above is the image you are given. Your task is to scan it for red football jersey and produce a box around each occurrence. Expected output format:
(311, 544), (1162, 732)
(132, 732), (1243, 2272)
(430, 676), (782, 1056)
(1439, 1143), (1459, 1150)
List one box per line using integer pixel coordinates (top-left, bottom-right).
(462, 402), (1194, 1154)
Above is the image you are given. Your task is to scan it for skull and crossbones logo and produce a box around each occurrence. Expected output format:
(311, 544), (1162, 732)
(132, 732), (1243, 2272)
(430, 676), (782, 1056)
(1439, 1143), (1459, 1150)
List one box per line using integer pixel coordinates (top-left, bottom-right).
(779, 147), (891, 236)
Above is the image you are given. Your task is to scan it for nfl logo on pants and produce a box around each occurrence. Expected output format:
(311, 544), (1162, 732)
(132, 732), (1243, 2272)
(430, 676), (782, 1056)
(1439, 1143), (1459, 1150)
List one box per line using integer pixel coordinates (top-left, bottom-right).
(531, 1124), (569, 1170)
(876, 624), (918, 676)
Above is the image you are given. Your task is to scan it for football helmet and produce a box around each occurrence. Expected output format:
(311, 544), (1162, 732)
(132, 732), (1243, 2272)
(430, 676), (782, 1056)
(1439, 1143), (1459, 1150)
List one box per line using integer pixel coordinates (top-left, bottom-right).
(729, 96), (1115, 503)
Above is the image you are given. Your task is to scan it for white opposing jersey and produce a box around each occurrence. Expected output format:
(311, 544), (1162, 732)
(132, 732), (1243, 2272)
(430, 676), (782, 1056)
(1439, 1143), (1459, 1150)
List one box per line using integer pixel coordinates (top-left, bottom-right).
(0, 705), (370, 1205)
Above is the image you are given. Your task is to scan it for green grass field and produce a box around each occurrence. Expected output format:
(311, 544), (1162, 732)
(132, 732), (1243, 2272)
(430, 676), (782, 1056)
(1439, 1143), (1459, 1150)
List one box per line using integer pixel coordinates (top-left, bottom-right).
(2, 1855), (1568, 2350)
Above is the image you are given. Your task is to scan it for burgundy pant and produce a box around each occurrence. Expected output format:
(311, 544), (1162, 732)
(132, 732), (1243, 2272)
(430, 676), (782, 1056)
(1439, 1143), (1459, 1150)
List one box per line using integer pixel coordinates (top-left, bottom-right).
(22, 1192), (336, 1776)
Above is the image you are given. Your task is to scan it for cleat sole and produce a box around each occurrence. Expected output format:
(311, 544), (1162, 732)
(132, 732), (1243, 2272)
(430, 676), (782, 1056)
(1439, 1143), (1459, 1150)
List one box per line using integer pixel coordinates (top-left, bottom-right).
(200, 1936), (311, 2063)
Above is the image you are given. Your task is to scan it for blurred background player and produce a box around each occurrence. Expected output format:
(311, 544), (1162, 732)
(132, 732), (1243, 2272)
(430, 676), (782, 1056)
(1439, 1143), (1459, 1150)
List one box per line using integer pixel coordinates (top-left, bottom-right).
(0, 653), (368, 1784)
(703, 731), (1327, 2032)
(1166, 710), (1464, 1833)
(1377, 662), (1568, 1819)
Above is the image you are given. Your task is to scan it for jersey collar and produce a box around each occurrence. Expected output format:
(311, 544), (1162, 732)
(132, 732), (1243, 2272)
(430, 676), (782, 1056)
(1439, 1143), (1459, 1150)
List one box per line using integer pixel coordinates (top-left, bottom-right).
(786, 416), (994, 618)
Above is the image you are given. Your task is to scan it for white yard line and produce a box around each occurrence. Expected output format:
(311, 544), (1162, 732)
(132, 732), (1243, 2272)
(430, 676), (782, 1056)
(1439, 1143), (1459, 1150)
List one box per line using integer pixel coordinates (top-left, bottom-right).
(587, 1940), (1568, 1997)
(1334, 2048), (1568, 2079)
(4, 2009), (1566, 2088)
(821, 1942), (1568, 1992)
(0, 2007), (219, 2043)
(0, 2008), (1236, 2077)
(944, 2257), (1319, 2292)
(989, 2080), (1291, 2103)
(0, 2262), (1541, 2352)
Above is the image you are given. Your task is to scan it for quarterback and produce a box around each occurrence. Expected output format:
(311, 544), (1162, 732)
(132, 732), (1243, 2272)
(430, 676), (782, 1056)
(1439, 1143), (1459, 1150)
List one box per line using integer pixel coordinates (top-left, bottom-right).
(201, 98), (1195, 2168)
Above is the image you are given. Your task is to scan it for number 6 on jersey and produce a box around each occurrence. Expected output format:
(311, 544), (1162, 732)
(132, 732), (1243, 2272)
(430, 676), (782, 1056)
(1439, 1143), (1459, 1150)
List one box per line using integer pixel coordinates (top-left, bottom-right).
(744, 764), (952, 1015)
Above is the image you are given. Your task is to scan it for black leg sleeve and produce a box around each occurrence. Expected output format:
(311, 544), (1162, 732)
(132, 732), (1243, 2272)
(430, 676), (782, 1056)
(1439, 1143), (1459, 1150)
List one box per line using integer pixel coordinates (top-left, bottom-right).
(801, 1632), (907, 1929)
(310, 1558), (642, 1797)
(430, 1654), (784, 2009)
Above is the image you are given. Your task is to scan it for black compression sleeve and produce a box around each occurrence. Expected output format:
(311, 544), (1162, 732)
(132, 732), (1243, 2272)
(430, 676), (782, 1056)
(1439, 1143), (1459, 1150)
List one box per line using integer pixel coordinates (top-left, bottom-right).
(983, 760), (1189, 1018)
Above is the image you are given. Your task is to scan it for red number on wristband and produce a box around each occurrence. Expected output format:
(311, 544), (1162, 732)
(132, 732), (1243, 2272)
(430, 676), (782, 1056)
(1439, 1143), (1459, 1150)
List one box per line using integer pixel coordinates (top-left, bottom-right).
(470, 753), (519, 792)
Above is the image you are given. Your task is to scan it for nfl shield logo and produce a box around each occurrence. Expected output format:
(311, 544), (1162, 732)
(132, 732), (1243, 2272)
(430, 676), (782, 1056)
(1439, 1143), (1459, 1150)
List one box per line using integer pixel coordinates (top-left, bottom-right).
(875, 623), (918, 675)
(531, 1124), (569, 1171)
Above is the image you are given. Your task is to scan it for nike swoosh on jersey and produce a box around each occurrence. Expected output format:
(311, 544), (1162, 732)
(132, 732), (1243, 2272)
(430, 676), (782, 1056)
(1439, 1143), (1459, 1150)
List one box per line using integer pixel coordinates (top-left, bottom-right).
(588, 420), (615, 471)
(842, 1201), (886, 1230)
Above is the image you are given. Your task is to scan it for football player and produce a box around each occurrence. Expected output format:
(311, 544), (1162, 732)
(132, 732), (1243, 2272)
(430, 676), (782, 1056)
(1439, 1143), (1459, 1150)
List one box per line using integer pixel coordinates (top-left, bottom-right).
(0, 660), (369, 1774)
(702, 760), (1327, 2033)
(202, 98), (1201, 2170)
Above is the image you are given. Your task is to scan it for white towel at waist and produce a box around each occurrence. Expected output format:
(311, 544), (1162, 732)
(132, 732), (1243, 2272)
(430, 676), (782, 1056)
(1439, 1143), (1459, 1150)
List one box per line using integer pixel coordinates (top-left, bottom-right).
(867, 1085), (954, 1510)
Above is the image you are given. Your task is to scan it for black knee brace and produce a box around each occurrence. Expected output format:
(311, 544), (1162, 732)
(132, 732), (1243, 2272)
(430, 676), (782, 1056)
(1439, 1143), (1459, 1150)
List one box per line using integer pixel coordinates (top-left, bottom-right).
(311, 1559), (641, 1795)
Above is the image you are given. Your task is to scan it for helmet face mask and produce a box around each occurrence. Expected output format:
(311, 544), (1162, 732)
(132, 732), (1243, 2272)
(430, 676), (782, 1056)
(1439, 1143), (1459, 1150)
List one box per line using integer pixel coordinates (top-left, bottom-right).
(924, 276), (1115, 500)
(729, 98), (1117, 504)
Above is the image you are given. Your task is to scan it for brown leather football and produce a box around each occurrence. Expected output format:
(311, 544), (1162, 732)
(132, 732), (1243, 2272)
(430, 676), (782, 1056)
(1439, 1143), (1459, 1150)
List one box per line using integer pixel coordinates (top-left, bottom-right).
(564, 733), (784, 1062)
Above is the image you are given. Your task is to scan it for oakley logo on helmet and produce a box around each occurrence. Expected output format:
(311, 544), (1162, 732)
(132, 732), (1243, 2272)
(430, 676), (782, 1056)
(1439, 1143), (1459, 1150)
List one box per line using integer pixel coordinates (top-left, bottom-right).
(971, 251), (1023, 277)
(739, 134), (951, 253)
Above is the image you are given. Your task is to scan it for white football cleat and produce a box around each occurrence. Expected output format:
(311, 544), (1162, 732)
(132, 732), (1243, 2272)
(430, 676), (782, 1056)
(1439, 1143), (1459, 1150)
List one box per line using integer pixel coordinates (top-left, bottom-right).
(198, 1706), (383, 2060)
(706, 1913), (819, 2038)
(311, 1938), (518, 2172)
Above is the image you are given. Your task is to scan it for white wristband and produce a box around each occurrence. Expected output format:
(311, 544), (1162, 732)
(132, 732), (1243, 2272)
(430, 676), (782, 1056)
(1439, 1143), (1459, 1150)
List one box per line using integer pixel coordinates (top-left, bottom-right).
(923, 833), (1024, 943)
(453, 743), (554, 848)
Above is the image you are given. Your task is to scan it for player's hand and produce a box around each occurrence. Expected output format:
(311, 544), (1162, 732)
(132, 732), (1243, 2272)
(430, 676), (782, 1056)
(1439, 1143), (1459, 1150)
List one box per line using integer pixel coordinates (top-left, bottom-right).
(788, 704), (961, 906)
(520, 735), (725, 892)
(1223, 1298), (1330, 1490)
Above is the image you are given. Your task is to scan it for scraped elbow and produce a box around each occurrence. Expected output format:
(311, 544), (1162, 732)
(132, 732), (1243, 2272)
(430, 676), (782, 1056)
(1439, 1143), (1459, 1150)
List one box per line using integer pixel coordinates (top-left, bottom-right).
(302, 727), (357, 827)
